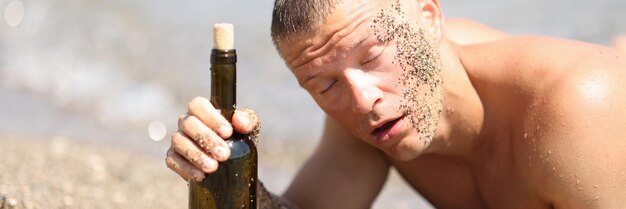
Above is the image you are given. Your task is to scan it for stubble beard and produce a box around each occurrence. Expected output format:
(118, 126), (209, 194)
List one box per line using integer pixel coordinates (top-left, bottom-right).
(372, 0), (444, 148)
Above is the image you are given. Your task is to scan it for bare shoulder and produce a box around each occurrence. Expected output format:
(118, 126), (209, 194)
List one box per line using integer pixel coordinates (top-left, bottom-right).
(463, 36), (625, 97)
(515, 37), (626, 208)
(444, 18), (509, 45)
(460, 35), (626, 208)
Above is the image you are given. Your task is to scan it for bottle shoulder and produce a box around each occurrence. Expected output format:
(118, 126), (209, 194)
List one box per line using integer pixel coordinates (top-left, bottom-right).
(227, 135), (257, 159)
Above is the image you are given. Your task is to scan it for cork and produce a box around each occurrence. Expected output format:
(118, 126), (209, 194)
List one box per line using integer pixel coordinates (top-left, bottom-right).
(213, 23), (234, 50)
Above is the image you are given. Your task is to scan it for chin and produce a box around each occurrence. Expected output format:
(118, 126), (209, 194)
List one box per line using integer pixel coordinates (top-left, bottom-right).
(387, 151), (420, 161)
(384, 136), (430, 161)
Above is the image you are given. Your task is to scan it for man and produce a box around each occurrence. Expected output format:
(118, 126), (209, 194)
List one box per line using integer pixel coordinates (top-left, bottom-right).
(166, 0), (626, 208)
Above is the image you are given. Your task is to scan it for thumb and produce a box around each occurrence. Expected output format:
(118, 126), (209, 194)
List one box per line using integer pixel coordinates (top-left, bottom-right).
(232, 108), (260, 134)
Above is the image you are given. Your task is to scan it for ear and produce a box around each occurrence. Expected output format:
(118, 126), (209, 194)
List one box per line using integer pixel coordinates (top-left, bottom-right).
(418, 0), (443, 40)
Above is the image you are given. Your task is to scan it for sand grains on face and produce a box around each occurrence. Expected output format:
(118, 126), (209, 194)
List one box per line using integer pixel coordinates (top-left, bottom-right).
(371, 0), (444, 145)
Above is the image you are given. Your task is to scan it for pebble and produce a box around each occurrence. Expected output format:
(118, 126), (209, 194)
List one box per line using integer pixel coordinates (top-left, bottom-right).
(5, 197), (18, 209)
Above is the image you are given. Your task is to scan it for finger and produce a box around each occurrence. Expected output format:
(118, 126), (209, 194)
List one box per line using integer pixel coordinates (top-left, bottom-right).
(178, 113), (190, 131)
(232, 108), (259, 134)
(180, 116), (231, 162)
(188, 97), (233, 138)
(171, 131), (220, 173)
(166, 146), (206, 182)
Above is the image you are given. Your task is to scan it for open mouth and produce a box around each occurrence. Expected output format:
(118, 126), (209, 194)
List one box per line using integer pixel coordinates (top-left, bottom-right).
(371, 115), (405, 137)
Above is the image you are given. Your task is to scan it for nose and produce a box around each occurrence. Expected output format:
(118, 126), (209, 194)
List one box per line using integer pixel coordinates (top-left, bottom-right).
(345, 69), (383, 114)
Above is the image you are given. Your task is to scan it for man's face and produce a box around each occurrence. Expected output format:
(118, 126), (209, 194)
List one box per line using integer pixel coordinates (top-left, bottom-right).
(278, 0), (443, 161)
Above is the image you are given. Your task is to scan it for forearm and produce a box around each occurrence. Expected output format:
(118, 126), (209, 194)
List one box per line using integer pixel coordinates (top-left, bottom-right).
(257, 181), (300, 209)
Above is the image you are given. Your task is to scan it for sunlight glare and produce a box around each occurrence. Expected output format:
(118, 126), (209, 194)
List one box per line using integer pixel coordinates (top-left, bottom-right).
(148, 121), (167, 142)
(4, 0), (24, 27)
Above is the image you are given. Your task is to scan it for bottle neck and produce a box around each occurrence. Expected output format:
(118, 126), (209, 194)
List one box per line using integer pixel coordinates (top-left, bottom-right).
(210, 49), (237, 122)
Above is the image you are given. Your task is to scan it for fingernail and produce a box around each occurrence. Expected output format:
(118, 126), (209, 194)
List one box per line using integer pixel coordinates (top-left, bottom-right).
(218, 125), (231, 137)
(202, 158), (216, 172)
(214, 146), (226, 160)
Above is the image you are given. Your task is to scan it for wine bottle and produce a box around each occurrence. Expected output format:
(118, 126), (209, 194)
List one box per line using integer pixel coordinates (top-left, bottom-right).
(189, 23), (258, 209)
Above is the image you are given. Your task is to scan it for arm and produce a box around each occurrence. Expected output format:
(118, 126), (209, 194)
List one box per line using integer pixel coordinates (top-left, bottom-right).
(282, 116), (390, 209)
(257, 181), (300, 209)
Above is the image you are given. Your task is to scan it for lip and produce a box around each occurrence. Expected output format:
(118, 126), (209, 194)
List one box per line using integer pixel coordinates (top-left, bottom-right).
(370, 114), (407, 143)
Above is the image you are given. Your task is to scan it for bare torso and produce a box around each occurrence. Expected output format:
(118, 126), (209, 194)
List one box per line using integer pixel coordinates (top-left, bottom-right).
(389, 35), (626, 209)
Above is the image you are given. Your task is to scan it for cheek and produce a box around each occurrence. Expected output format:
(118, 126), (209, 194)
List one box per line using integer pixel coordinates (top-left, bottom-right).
(314, 93), (343, 113)
(372, 67), (403, 96)
(371, 52), (403, 87)
(314, 95), (350, 123)
(325, 109), (366, 138)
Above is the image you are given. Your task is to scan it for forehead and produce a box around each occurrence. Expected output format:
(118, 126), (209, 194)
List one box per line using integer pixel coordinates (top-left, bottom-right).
(277, 0), (420, 70)
(277, 0), (392, 68)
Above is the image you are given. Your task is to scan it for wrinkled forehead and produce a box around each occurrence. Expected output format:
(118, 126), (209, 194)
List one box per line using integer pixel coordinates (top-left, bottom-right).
(277, 0), (422, 69)
(276, 0), (422, 66)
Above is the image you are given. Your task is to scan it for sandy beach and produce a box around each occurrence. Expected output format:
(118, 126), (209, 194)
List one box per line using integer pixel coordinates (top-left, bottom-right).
(0, 134), (430, 209)
(0, 135), (187, 209)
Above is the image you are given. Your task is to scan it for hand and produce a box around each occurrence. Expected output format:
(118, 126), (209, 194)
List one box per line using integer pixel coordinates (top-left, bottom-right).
(165, 97), (259, 182)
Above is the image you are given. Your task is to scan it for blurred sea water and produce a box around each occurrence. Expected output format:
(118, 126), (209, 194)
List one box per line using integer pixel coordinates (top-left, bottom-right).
(0, 0), (624, 208)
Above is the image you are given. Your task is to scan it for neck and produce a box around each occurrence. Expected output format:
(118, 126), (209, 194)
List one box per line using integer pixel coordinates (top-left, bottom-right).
(422, 39), (485, 160)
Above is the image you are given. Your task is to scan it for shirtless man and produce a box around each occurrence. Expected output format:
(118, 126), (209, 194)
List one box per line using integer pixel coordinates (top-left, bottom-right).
(166, 0), (626, 208)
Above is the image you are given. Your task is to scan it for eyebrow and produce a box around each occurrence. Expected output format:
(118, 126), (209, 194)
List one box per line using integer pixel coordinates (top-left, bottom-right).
(349, 35), (370, 54)
(301, 71), (320, 87)
(299, 35), (370, 87)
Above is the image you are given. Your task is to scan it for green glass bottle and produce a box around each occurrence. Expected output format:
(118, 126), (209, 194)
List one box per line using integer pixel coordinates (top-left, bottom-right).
(189, 23), (258, 209)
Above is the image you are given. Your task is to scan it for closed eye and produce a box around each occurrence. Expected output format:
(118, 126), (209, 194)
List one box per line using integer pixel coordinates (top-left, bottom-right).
(319, 80), (337, 94)
(362, 51), (382, 66)
(361, 45), (385, 67)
